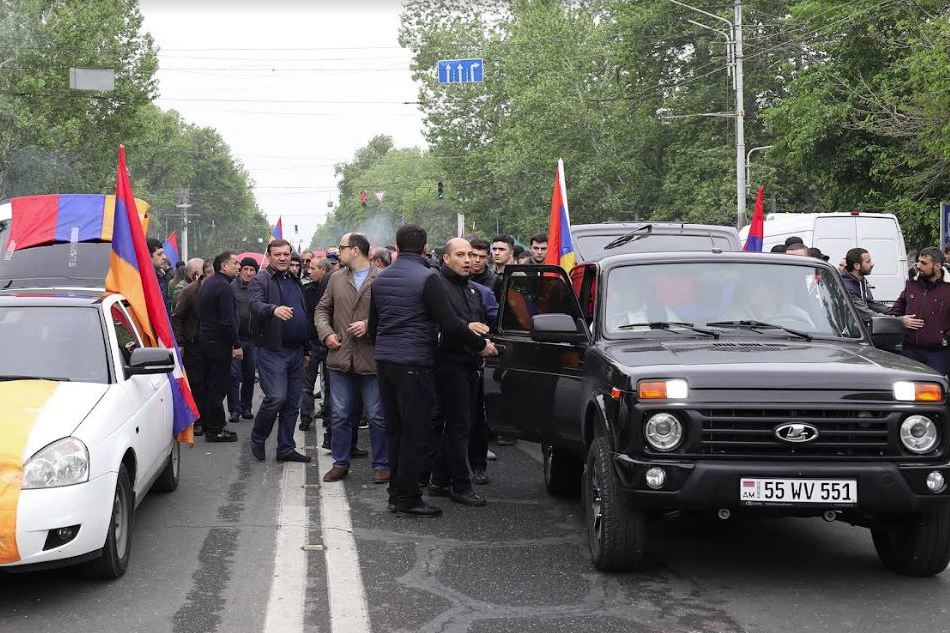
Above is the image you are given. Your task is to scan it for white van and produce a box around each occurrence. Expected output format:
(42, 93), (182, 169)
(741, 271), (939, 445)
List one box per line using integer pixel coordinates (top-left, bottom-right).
(740, 212), (908, 302)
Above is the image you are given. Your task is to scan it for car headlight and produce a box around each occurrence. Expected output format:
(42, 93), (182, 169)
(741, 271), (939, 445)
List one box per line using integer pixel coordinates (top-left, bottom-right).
(893, 381), (943, 402)
(645, 413), (684, 451)
(638, 379), (688, 400)
(21, 437), (89, 490)
(900, 415), (939, 454)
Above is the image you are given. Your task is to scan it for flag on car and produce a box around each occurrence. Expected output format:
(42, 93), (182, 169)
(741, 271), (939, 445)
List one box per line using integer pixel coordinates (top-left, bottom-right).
(163, 231), (180, 269)
(271, 217), (283, 241)
(105, 146), (198, 444)
(544, 159), (576, 272)
(7, 194), (149, 252)
(744, 186), (766, 252)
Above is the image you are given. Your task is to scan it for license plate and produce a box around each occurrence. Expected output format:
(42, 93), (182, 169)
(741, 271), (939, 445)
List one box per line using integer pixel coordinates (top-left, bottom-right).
(739, 478), (857, 504)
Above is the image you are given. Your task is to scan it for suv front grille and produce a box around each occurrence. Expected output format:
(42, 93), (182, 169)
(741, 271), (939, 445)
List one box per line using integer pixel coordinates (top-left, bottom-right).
(696, 408), (891, 457)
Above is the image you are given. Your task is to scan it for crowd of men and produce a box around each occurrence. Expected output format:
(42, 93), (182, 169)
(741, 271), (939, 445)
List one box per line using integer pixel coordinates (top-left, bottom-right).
(145, 227), (551, 517)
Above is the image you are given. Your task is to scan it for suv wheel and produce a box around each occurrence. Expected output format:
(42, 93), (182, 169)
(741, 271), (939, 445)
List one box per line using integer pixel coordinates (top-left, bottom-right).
(85, 465), (134, 579)
(871, 510), (950, 577)
(543, 444), (582, 497)
(152, 441), (181, 493)
(583, 436), (646, 571)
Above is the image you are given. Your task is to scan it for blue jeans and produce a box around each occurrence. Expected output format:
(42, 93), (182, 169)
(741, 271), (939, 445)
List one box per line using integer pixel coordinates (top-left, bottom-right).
(227, 340), (256, 414)
(327, 369), (387, 470)
(252, 347), (305, 456)
(903, 346), (950, 374)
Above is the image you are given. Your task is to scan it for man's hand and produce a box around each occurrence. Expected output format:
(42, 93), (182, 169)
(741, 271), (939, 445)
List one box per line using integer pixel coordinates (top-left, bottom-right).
(346, 320), (367, 338)
(274, 306), (294, 321)
(232, 347), (244, 360)
(468, 322), (490, 336)
(303, 354), (311, 368)
(902, 314), (925, 330)
(325, 333), (343, 350)
(479, 340), (498, 358)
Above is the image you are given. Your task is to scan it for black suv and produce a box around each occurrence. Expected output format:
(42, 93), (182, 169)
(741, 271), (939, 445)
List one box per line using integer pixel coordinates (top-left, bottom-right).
(485, 253), (950, 576)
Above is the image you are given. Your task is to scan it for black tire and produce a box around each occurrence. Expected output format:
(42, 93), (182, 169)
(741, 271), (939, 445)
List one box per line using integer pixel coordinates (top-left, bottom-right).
(152, 441), (181, 493)
(543, 444), (582, 497)
(871, 509), (950, 577)
(85, 465), (134, 580)
(583, 436), (647, 571)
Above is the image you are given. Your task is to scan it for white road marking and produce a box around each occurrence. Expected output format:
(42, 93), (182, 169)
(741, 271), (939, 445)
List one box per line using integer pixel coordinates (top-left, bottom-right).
(316, 428), (372, 632)
(263, 427), (309, 633)
(517, 441), (544, 464)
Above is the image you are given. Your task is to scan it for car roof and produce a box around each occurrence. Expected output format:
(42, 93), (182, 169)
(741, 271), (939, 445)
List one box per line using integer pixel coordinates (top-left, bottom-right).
(571, 222), (739, 236)
(0, 287), (110, 307)
(596, 250), (839, 272)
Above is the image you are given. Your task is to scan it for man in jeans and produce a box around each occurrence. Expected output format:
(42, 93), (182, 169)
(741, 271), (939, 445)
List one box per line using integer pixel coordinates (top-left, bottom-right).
(228, 257), (259, 424)
(248, 239), (311, 463)
(315, 233), (388, 483)
(300, 256), (332, 431)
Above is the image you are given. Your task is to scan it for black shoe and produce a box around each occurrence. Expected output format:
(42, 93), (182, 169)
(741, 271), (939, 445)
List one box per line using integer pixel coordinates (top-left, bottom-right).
(299, 419), (312, 431)
(205, 429), (238, 443)
(321, 435), (331, 450)
(496, 436), (517, 446)
(451, 490), (487, 507)
(251, 440), (265, 461)
(277, 450), (312, 463)
(351, 446), (368, 458)
(428, 484), (451, 498)
(358, 420), (369, 430)
(472, 469), (490, 485)
(395, 502), (443, 517)
(241, 410), (254, 420)
(229, 412), (240, 424)
(193, 424), (204, 437)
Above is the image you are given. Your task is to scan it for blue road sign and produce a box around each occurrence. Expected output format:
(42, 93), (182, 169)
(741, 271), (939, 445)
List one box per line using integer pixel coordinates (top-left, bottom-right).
(437, 58), (484, 84)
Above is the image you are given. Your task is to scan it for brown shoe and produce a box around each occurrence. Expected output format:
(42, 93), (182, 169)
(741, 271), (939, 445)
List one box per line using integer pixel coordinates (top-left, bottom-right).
(323, 467), (348, 482)
(373, 467), (391, 484)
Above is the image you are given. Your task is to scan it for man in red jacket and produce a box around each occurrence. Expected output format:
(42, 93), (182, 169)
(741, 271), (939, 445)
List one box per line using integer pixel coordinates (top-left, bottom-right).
(889, 246), (950, 373)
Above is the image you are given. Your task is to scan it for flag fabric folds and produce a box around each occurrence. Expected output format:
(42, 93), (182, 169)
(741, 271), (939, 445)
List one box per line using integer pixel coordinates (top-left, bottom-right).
(744, 186), (766, 252)
(8, 194), (150, 252)
(105, 146), (198, 444)
(163, 231), (180, 269)
(271, 217), (283, 241)
(544, 159), (576, 272)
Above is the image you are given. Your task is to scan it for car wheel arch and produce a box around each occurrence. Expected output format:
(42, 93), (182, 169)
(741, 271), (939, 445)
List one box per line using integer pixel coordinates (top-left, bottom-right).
(585, 395), (614, 451)
(121, 448), (137, 491)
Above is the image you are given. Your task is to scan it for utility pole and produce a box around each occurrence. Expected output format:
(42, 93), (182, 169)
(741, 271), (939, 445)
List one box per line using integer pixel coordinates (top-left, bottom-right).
(176, 188), (192, 261)
(733, 0), (746, 228)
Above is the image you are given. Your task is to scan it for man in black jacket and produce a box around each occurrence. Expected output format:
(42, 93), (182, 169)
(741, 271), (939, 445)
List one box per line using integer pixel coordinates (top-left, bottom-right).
(227, 257), (260, 424)
(841, 247), (889, 322)
(370, 225), (497, 517)
(889, 247), (950, 373)
(469, 238), (501, 300)
(300, 256), (332, 431)
(197, 251), (242, 443)
(428, 238), (492, 506)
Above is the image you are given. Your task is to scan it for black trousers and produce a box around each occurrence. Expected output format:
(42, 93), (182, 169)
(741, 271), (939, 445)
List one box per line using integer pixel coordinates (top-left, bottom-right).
(200, 341), (233, 434)
(432, 362), (478, 492)
(182, 342), (205, 422)
(467, 369), (491, 470)
(378, 361), (436, 507)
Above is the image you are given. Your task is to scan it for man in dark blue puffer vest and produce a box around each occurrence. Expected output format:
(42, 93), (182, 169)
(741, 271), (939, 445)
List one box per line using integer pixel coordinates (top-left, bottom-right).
(370, 224), (497, 517)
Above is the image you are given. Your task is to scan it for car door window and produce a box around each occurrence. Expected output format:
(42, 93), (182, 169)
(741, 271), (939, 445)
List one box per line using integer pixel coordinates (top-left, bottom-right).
(501, 267), (585, 334)
(111, 304), (143, 364)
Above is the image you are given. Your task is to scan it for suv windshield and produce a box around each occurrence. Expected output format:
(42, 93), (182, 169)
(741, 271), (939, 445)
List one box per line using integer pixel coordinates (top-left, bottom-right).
(604, 262), (863, 340)
(0, 306), (109, 383)
(576, 233), (735, 260)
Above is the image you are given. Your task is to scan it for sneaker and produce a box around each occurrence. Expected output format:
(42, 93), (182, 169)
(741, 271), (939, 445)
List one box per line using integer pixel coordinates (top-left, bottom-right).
(205, 429), (238, 443)
(358, 419), (369, 430)
(277, 450), (312, 463)
(472, 468), (490, 485)
(486, 449), (497, 461)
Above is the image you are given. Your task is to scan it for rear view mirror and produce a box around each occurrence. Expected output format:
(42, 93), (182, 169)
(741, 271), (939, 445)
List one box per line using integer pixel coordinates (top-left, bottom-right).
(126, 348), (175, 375)
(870, 316), (904, 352)
(531, 313), (588, 344)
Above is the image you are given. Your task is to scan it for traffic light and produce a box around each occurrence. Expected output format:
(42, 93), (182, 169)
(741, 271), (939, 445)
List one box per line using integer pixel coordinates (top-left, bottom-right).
(437, 181), (444, 199)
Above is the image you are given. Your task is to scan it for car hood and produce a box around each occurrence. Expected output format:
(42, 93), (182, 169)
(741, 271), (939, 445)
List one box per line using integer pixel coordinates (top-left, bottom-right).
(0, 380), (109, 460)
(601, 339), (942, 390)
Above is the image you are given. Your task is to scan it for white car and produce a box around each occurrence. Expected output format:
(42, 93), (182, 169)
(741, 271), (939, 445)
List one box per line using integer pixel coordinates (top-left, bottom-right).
(0, 288), (179, 579)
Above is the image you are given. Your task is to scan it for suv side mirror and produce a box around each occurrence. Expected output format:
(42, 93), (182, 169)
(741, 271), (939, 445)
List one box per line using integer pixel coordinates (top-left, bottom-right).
(870, 316), (904, 352)
(127, 347), (175, 375)
(531, 313), (588, 344)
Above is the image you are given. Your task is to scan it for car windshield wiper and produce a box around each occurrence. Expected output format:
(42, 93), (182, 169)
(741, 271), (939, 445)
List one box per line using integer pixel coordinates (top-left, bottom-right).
(0, 375), (71, 382)
(705, 320), (813, 341)
(618, 321), (719, 338)
(603, 223), (653, 250)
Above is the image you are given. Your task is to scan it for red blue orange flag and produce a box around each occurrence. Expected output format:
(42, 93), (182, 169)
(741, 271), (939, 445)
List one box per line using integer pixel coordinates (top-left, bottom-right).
(544, 159), (576, 272)
(271, 217), (283, 241)
(163, 231), (180, 269)
(105, 146), (197, 444)
(744, 186), (765, 252)
(8, 194), (150, 251)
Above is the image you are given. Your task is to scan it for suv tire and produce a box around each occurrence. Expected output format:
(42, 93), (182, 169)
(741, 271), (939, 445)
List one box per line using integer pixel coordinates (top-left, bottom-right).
(871, 510), (950, 577)
(85, 465), (134, 580)
(543, 444), (582, 497)
(583, 436), (646, 571)
(152, 441), (181, 493)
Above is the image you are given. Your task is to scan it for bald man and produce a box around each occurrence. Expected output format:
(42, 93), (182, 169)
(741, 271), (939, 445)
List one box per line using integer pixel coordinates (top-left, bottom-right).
(426, 238), (497, 507)
(172, 257), (205, 307)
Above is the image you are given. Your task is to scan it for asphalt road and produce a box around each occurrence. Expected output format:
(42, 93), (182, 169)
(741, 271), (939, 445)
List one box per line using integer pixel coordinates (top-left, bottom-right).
(4, 390), (950, 633)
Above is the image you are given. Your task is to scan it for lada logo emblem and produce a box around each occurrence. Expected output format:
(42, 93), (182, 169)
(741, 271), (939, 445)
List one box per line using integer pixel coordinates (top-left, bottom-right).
(774, 423), (819, 443)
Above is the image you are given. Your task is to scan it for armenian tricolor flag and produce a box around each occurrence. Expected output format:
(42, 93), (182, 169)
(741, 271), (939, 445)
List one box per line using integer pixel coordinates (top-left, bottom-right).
(544, 159), (576, 272)
(105, 146), (198, 444)
(744, 186), (765, 252)
(271, 217), (283, 241)
(163, 231), (180, 269)
(7, 194), (150, 252)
